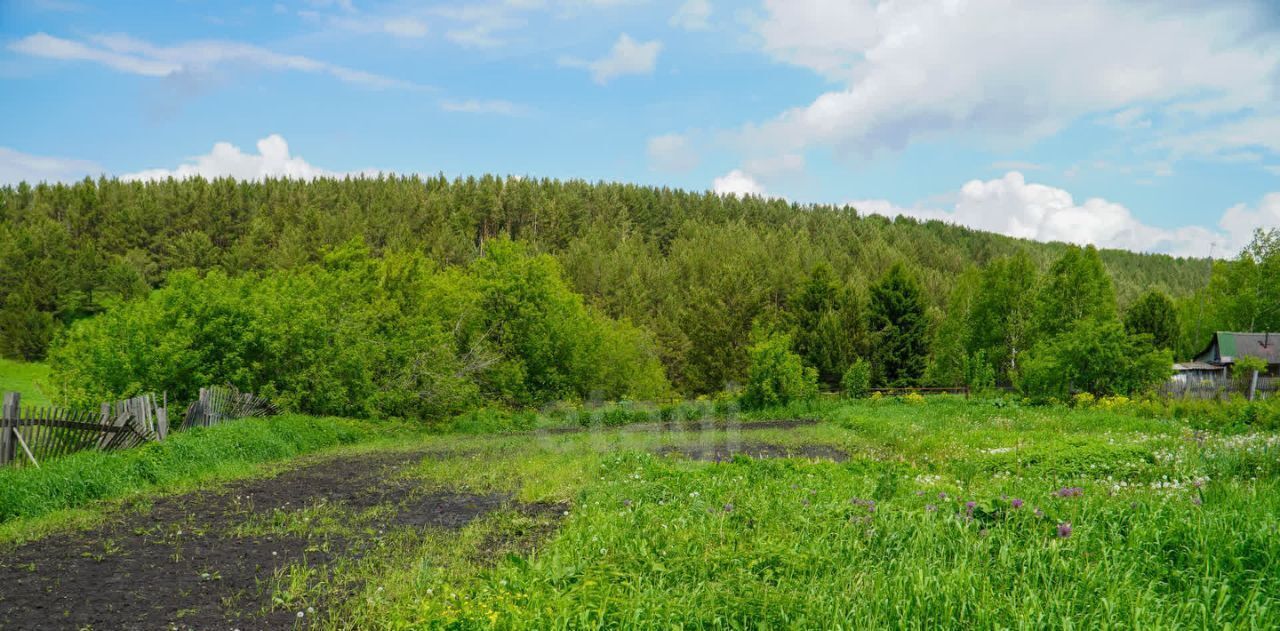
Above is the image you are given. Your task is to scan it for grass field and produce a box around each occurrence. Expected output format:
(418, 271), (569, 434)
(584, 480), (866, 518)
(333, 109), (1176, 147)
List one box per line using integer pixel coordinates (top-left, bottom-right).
(315, 398), (1278, 628)
(0, 359), (53, 407)
(2, 397), (1278, 628)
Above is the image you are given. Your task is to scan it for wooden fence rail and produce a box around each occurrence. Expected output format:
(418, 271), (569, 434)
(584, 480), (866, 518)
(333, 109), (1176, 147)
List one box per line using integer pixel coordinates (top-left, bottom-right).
(1, 386), (276, 469)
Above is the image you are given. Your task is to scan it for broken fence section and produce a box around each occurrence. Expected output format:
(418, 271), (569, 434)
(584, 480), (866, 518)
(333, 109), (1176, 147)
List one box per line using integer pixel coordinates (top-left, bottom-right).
(1, 386), (276, 469)
(181, 386), (278, 430)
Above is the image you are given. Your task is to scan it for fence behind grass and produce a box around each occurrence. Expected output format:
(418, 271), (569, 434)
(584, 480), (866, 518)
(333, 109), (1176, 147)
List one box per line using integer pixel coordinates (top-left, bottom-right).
(0, 386), (276, 469)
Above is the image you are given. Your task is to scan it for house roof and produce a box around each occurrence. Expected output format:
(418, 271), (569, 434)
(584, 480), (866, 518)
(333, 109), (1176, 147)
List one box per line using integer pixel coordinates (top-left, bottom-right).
(1199, 332), (1280, 365)
(1174, 361), (1221, 371)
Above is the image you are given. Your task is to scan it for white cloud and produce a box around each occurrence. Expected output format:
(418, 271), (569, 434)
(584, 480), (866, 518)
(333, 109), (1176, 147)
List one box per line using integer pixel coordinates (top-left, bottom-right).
(739, 1), (1280, 161)
(382, 17), (429, 38)
(439, 98), (528, 116)
(712, 169), (766, 197)
(1219, 193), (1280, 255)
(1109, 107), (1152, 130)
(560, 33), (661, 84)
(9, 32), (414, 89)
(0, 147), (102, 185)
(743, 153), (804, 178)
(670, 0), (711, 30)
(122, 134), (377, 182)
(847, 171), (1268, 257)
(647, 133), (698, 173)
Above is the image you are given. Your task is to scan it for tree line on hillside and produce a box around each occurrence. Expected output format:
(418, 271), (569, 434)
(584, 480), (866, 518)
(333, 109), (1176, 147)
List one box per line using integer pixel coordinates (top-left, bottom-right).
(3, 176), (1273, 409)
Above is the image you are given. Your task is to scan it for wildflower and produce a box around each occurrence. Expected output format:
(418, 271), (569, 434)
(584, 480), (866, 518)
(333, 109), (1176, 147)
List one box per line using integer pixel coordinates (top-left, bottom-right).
(1056, 487), (1083, 498)
(622, 499), (633, 508)
(690, 491), (700, 498)
(724, 503), (734, 512)
(938, 492), (949, 501)
(925, 504), (937, 512)
(1011, 498), (1023, 509)
(965, 501), (976, 510)
(297, 612), (305, 619)
(802, 498), (810, 506)
(1192, 496), (1203, 506)
(1057, 522), (1072, 538)
(1034, 508), (1044, 518)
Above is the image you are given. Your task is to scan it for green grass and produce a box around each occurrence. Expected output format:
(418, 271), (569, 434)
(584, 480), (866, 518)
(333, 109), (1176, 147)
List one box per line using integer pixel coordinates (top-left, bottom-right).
(312, 398), (1280, 628)
(5, 396), (1278, 627)
(0, 359), (54, 407)
(0, 414), (408, 534)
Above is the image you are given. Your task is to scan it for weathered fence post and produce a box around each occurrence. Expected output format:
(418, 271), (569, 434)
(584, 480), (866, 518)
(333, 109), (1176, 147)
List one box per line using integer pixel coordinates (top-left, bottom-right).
(1, 392), (19, 466)
(1249, 369), (1259, 402)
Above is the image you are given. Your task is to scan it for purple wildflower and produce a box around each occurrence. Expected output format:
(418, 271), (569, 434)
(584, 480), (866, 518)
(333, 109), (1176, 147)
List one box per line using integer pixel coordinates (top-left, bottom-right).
(925, 504), (937, 512)
(1057, 522), (1073, 538)
(1056, 487), (1084, 498)
(1011, 498), (1024, 509)
(1034, 508), (1044, 518)
(965, 501), (976, 510)
(724, 503), (734, 512)
(938, 492), (949, 501)
(622, 499), (633, 508)
(1191, 496), (1203, 506)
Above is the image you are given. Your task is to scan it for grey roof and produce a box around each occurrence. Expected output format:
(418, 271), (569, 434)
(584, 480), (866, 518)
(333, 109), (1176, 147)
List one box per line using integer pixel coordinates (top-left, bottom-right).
(1173, 361), (1221, 371)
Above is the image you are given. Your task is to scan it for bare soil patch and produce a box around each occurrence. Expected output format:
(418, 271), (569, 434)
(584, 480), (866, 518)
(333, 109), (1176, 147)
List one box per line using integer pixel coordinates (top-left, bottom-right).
(655, 442), (848, 462)
(0, 449), (540, 630)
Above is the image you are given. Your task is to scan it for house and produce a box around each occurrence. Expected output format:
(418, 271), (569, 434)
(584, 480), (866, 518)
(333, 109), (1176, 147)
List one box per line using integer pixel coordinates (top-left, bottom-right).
(1193, 331), (1280, 377)
(1170, 360), (1226, 386)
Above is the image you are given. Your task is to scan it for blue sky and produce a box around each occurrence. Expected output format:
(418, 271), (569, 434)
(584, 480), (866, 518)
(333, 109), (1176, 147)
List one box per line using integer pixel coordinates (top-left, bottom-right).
(1, 0), (1278, 256)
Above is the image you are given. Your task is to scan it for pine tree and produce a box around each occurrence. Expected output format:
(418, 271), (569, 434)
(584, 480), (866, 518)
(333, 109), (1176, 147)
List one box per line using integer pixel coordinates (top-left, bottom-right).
(868, 264), (929, 387)
(789, 264), (863, 388)
(1124, 289), (1180, 350)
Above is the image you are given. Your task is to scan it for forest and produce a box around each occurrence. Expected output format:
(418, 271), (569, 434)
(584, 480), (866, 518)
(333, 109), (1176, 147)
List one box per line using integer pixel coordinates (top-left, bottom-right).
(1, 176), (1277, 416)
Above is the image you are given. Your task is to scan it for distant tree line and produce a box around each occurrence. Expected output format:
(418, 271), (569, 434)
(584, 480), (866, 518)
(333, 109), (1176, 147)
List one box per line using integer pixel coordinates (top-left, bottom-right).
(2, 175), (1272, 410)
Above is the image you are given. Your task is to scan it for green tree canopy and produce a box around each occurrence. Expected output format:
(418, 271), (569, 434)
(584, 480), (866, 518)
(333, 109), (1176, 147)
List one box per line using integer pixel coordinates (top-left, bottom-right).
(788, 264), (865, 388)
(1018, 319), (1172, 399)
(1124, 289), (1180, 350)
(1036, 245), (1118, 337)
(868, 263), (929, 387)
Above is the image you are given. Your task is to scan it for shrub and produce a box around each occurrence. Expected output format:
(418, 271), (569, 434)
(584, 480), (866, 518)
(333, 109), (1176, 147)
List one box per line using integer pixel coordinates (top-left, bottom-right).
(741, 333), (818, 410)
(48, 239), (670, 421)
(841, 360), (871, 399)
(1072, 392), (1096, 408)
(1017, 319), (1172, 400)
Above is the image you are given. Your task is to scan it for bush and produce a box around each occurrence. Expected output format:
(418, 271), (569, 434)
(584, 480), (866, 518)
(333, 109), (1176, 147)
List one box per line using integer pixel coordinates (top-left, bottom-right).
(48, 239), (670, 421)
(741, 333), (818, 410)
(841, 360), (871, 399)
(1018, 318), (1172, 400)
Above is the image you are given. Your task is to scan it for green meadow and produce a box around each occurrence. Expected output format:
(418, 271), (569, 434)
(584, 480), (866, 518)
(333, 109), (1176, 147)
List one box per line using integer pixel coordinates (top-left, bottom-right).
(263, 398), (1280, 628)
(0, 359), (53, 408)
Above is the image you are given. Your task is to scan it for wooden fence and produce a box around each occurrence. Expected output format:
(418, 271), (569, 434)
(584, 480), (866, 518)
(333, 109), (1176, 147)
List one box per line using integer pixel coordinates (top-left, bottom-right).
(1, 386), (275, 469)
(1160, 376), (1277, 400)
(181, 386), (278, 430)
